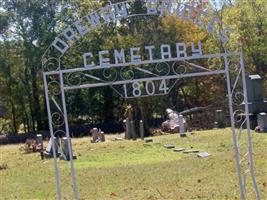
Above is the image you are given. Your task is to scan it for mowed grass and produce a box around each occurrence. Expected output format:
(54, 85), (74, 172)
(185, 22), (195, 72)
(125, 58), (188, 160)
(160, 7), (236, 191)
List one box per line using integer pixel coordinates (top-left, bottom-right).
(0, 129), (267, 200)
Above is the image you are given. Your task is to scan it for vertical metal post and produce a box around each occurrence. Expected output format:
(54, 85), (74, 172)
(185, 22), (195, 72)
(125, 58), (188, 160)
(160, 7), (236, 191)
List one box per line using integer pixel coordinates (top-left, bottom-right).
(240, 52), (261, 200)
(59, 71), (79, 200)
(224, 56), (246, 200)
(43, 74), (62, 200)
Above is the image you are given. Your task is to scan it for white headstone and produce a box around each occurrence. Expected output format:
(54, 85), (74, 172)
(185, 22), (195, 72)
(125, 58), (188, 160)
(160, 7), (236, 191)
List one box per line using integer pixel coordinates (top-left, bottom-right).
(140, 120), (144, 140)
(257, 113), (267, 133)
(179, 115), (186, 137)
(90, 128), (98, 142)
(36, 134), (43, 146)
(99, 131), (105, 142)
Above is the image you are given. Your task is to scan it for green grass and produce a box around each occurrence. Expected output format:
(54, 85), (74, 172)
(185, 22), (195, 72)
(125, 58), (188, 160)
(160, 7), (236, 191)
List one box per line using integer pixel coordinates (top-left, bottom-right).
(0, 129), (267, 199)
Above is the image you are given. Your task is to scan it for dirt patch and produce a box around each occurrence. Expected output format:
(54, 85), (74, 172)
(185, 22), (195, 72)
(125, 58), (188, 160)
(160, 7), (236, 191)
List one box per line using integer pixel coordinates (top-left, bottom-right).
(0, 163), (8, 170)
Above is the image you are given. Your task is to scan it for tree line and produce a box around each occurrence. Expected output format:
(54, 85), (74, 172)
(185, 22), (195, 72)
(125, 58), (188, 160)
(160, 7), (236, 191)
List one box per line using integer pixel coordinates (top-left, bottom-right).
(0, 0), (266, 134)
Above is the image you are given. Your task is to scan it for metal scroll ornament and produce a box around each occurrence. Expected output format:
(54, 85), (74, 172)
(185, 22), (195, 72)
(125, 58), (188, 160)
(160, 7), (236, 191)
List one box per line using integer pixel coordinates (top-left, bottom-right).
(103, 68), (118, 82)
(155, 62), (171, 76)
(43, 57), (60, 72)
(67, 72), (82, 87)
(51, 112), (65, 127)
(48, 81), (61, 96)
(172, 61), (187, 75)
(233, 92), (245, 106)
(120, 66), (135, 80)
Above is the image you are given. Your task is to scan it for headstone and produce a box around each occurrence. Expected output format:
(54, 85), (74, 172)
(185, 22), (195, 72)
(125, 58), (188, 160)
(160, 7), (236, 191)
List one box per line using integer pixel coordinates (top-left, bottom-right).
(257, 113), (267, 132)
(36, 134), (43, 151)
(246, 75), (267, 113)
(164, 144), (175, 149)
(173, 148), (185, 152)
(183, 150), (200, 154)
(197, 152), (211, 158)
(99, 131), (105, 142)
(36, 134), (43, 146)
(114, 137), (123, 141)
(139, 120), (145, 140)
(61, 137), (73, 161)
(130, 120), (137, 140)
(124, 104), (133, 139)
(214, 110), (225, 128)
(90, 128), (98, 143)
(125, 118), (131, 139)
(246, 75), (263, 102)
(179, 115), (186, 137)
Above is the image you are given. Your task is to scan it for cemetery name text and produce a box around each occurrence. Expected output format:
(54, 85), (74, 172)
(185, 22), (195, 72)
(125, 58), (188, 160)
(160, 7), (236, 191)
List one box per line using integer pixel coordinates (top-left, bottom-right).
(52, 0), (231, 55)
(83, 42), (203, 68)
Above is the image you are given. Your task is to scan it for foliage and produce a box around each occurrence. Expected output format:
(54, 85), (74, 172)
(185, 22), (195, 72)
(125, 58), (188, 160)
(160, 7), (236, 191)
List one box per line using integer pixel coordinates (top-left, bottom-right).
(0, 118), (12, 134)
(0, 0), (66, 132)
(0, 0), (266, 134)
(227, 0), (267, 76)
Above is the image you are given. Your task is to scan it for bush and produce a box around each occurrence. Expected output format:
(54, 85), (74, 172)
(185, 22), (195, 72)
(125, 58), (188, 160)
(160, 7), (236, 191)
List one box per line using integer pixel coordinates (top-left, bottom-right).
(0, 118), (12, 135)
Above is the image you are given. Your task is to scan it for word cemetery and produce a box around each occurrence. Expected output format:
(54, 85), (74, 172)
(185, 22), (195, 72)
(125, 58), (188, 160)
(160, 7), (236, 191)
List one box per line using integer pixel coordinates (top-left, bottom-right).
(83, 42), (203, 68)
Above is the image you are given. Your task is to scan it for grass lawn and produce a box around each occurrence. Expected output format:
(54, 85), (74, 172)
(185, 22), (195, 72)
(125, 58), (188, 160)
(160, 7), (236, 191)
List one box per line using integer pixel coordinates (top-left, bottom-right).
(0, 129), (266, 200)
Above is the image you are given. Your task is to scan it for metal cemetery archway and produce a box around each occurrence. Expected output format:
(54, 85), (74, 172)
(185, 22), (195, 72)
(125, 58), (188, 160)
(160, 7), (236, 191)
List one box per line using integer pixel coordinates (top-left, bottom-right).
(42, 1), (261, 199)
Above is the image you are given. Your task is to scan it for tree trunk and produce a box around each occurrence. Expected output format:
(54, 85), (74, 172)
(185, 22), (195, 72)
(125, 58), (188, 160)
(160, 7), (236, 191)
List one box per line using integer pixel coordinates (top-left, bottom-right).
(23, 67), (35, 132)
(31, 66), (43, 131)
(10, 99), (18, 133)
(103, 88), (115, 123)
(139, 100), (150, 137)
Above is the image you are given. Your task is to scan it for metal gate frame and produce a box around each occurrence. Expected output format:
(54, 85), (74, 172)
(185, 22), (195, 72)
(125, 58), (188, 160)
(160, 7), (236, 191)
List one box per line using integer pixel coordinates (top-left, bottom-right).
(41, 1), (261, 199)
(42, 51), (261, 200)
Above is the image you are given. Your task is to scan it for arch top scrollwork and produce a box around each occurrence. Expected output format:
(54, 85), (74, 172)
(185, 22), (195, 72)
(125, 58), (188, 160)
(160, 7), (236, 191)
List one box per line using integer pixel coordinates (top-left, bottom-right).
(42, 0), (233, 73)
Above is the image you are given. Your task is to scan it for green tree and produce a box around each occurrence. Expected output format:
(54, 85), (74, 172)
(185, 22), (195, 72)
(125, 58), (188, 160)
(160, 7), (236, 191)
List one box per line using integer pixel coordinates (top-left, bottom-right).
(2, 0), (66, 131)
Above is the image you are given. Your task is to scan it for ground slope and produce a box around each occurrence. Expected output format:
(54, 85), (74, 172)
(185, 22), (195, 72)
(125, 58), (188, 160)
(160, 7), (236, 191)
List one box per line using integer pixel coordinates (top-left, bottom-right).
(0, 129), (266, 199)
